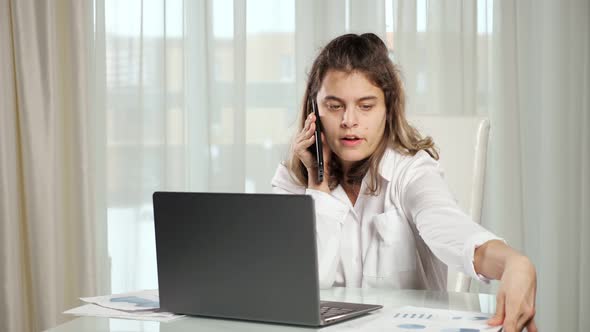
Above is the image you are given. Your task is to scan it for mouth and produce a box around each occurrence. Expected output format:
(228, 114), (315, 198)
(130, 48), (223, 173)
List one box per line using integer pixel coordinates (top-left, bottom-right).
(340, 135), (364, 147)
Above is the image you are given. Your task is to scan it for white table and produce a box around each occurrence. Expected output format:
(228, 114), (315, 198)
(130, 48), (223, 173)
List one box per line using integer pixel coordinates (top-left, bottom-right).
(47, 288), (497, 332)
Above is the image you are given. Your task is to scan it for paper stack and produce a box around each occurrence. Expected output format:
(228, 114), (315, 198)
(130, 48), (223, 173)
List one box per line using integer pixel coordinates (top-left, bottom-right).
(64, 289), (184, 322)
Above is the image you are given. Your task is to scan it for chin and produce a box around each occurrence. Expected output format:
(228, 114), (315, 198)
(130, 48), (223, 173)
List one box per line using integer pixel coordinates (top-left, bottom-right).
(336, 150), (369, 162)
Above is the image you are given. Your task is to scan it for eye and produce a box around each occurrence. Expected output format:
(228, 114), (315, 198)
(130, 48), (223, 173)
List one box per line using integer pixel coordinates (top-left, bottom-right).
(359, 104), (374, 111)
(327, 103), (343, 111)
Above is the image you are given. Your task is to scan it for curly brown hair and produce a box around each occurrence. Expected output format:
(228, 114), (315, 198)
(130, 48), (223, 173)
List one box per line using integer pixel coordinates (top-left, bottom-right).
(287, 33), (438, 195)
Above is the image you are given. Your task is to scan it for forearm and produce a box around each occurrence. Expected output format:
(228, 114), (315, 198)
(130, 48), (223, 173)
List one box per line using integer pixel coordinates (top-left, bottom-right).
(474, 239), (531, 280)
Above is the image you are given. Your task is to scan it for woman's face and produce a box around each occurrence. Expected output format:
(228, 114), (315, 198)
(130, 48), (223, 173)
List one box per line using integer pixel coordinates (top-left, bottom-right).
(316, 70), (387, 171)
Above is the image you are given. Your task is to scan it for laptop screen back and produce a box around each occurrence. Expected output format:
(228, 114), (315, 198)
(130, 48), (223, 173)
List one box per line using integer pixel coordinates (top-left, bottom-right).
(153, 192), (322, 325)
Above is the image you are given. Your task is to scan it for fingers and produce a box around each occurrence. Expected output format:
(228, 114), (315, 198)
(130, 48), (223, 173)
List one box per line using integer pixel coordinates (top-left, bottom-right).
(487, 293), (505, 326)
(503, 299), (535, 332)
(303, 113), (316, 136)
(292, 113), (317, 169)
(492, 258), (537, 332)
(526, 318), (538, 332)
(503, 314), (520, 332)
(515, 303), (536, 331)
(502, 297), (522, 332)
(296, 113), (315, 145)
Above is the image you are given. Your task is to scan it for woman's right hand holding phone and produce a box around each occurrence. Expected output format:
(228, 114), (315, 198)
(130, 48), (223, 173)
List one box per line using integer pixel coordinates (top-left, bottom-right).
(293, 113), (331, 193)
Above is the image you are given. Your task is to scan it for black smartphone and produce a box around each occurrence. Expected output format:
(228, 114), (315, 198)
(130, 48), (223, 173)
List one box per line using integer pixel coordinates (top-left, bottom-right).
(311, 98), (324, 183)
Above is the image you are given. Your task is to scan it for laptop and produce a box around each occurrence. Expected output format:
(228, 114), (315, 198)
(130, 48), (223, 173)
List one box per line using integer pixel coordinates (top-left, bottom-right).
(153, 191), (382, 327)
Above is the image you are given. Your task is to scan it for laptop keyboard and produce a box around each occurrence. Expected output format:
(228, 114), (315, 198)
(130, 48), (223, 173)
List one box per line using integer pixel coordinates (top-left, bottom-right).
(320, 306), (354, 318)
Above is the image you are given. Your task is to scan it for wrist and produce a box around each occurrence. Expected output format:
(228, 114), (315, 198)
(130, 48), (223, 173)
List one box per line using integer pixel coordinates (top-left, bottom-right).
(502, 254), (535, 278)
(474, 239), (523, 280)
(505, 254), (533, 269)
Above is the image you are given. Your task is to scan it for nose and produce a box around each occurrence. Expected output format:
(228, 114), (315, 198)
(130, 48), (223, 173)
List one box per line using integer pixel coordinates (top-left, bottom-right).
(341, 109), (358, 128)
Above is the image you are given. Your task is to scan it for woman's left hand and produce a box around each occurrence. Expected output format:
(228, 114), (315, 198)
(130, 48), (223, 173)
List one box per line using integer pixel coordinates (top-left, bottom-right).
(487, 255), (538, 332)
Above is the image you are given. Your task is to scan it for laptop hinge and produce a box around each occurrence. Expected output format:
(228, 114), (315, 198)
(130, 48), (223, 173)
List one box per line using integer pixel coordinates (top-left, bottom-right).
(323, 313), (351, 323)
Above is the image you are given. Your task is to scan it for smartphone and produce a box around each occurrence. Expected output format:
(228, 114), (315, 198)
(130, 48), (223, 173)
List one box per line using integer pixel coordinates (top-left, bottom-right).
(311, 98), (324, 183)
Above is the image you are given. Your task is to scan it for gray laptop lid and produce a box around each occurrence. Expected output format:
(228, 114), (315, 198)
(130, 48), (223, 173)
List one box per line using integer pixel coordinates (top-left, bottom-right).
(153, 192), (322, 326)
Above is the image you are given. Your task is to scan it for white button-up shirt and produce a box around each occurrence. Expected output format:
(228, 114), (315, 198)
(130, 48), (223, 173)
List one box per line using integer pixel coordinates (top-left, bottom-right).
(271, 148), (501, 290)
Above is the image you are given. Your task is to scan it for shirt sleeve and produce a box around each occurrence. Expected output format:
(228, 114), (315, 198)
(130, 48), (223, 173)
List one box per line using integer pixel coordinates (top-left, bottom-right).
(396, 151), (504, 283)
(270, 163), (306, 194)
(271, 164), (349, 288)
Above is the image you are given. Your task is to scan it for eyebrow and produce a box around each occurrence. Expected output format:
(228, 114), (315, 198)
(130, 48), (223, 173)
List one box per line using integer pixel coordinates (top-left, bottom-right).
(323, 95), (378, 103)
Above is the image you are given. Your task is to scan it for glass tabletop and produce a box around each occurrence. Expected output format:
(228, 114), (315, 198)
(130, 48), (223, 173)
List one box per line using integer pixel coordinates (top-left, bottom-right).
(46, 288), (496, 332)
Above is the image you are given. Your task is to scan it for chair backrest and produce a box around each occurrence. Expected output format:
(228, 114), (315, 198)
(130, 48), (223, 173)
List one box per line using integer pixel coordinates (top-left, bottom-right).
(407, 115), (491, 292)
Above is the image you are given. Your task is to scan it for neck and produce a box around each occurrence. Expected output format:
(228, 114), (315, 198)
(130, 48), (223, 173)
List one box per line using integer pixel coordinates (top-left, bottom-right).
(341, 178), (361, 191)
(341, 161), (352, 177)
(341, 178), (361, 206)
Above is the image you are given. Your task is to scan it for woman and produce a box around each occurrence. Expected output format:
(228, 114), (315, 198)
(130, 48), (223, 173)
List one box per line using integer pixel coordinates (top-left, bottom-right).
(271, 33), (537, 332)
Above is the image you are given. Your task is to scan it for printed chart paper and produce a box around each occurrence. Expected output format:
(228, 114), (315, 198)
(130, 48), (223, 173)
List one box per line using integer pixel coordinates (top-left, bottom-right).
(64, 289), (184, 322)
(389, 306), (501, 332)
(329, 306), (501, 332)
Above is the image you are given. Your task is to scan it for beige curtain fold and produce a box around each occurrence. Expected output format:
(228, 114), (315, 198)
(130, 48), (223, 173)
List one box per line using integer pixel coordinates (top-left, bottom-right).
(0, 1), (109, 331)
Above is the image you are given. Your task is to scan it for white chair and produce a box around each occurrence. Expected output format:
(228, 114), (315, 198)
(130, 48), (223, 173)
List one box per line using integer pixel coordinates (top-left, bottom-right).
(407, 115), (491, 293)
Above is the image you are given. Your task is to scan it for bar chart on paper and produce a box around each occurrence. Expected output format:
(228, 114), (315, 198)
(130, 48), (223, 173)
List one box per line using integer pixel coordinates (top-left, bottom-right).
(389, 306), (501, 332)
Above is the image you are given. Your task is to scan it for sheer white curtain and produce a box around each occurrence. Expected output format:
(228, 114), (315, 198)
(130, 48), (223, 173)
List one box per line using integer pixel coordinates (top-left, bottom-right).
(507, 2), (590, 331)
(0, 1), (109, 331)
(97, 0), (300, 294)
(96, 0), (589, 330)
(391, 1), (590, 330)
